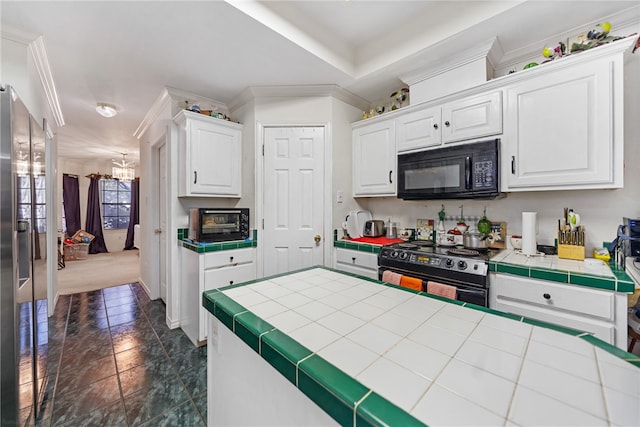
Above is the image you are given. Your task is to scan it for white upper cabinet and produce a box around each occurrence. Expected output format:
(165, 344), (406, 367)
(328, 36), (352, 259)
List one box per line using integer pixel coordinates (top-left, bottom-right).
(502, 37), (634, 191)
(175, 110), (242, 197)
(396, 105), (442, 152)
(441, 90), (503, 144)
(396, 91), (502, 152)
(352, 118), (396, 196)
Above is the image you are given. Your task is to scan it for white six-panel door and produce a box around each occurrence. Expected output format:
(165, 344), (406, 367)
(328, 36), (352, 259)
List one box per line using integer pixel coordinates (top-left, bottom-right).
(262, 127), (324, 276)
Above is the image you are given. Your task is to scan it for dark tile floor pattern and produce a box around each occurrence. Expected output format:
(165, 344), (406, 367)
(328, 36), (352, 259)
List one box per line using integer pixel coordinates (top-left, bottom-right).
(36, 283), (207, 426)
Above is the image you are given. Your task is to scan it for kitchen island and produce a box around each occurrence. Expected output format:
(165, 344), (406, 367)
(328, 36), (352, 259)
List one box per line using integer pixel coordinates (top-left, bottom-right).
(204, 267), (640, 426)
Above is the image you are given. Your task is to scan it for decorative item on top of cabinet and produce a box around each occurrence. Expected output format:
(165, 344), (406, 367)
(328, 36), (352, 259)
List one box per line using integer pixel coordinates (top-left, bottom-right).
(174, 109), (242, 197)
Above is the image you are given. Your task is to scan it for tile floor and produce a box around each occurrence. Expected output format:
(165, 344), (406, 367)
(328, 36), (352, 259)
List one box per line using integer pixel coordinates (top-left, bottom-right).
(33, 283), (206, 426)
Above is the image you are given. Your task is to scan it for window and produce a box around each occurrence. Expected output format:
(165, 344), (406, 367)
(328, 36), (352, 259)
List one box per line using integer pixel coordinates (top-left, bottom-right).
(101, 179), (131, 230)
(17, 175), (46, 233)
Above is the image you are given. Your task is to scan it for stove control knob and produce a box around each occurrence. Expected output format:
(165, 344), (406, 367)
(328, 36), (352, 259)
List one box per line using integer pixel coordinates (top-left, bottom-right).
(399, 251), (409, 260)
(445, 258), (455, 268)
(457, 260), (467, 270)
(390, 250), (398, 258)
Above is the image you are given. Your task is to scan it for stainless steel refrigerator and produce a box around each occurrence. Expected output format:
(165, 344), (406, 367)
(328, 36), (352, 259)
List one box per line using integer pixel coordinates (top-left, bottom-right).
(1, 85), (49, 426)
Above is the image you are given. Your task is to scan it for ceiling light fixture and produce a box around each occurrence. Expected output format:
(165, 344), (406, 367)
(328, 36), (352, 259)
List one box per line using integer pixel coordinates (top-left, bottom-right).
(112, 152), (135, 181)
(96, 102), (117, 118)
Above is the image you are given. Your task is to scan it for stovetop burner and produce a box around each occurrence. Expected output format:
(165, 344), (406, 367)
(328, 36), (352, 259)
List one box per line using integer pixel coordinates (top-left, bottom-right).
(447, 248), (481, 257)
(397, 242), (418, 249)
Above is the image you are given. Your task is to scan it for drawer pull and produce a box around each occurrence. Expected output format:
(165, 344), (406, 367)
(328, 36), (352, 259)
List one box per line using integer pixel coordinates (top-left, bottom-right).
(230, 256), (234, 262)
(543, 293), (551, 300)
(352, 257), (356, 263)
(229, 280), (234, 285)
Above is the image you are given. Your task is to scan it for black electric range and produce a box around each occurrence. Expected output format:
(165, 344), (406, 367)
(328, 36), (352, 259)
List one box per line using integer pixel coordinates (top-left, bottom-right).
(377, 240), (501, 307)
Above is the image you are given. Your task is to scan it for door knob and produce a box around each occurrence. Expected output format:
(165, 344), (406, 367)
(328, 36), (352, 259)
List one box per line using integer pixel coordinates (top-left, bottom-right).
(154, 228), (162, 234)
(314, 235), (322, 243)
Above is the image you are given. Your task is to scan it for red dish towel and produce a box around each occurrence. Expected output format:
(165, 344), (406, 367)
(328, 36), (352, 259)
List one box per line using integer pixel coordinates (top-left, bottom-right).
(427, 281), (457, 300)
(381, 270), (402, 286)
(400, 275), (423, 292)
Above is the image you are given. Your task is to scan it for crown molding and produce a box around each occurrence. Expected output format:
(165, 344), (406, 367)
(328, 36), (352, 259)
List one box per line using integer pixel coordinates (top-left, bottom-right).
(227, 84), (369, 112)
(133, 87), (171, 139)
(400, 37), (502, 86)
(1, 25), (38, 44)
(134, 86), (229, 139)
(29, 36), (65, 127)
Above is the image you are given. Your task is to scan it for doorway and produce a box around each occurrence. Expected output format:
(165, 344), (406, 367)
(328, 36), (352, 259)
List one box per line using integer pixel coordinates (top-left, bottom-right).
(261, 126), (327, 277)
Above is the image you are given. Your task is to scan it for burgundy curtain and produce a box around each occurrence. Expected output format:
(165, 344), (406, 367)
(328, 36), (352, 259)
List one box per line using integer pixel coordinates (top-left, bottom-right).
(62, 174), (81, 236)
(124, 178), (139, 250)
(85, 177), (108, 254)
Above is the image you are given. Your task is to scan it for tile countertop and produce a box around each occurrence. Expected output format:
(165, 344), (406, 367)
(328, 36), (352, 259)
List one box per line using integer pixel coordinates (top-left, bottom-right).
(203, 267), (640, 427)
(490, 249), (635, 293)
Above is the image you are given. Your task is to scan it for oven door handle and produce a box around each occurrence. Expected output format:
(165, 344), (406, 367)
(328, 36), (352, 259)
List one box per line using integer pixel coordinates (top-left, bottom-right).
(464, 156), (472, 190)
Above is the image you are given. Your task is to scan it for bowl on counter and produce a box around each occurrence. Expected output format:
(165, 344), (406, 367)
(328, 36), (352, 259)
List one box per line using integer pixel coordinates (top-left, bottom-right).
(510, 235), (523, 250)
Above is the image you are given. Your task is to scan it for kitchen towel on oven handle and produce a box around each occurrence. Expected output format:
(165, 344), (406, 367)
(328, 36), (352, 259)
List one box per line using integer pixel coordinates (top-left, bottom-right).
(381, 270), (402, 286)
(427, 281), (457, 300)
(399, 275), (423, 292)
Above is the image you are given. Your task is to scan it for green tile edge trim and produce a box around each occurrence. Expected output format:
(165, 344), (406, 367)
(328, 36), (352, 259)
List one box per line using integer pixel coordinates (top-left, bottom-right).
(234, 311), (274, 353)
(356, 391), (426, 427)
(298, 355), (369, 427)
(180, 229), (258, 253)
(261, 330), (312, 385)
(579, 334), (640, 367)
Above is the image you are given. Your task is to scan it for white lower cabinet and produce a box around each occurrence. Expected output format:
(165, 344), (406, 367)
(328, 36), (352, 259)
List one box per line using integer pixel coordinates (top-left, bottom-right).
(489, 273), (627, 349)
(181, 247), (255, 346)
(334, 248), (379, 280)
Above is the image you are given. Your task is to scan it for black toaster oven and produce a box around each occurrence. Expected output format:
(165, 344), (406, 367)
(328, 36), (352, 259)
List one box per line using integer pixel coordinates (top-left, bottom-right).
(188, 208), (250, 243)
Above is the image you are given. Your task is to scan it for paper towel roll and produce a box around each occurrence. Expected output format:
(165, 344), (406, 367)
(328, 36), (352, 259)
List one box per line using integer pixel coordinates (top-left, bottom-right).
(522, 212), (538, 256)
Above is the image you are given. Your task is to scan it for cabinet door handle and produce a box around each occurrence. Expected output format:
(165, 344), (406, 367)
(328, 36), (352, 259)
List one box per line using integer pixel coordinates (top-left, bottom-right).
(543, 293), (551, 300)
(511, 156), (516, 175)
(352, 257), (356, 263)
(194, 171), (198, 184)
(229, 280), (234, 285)
(230, 256), (234, 263)
(433, 123), (438, 130)
(389, 170), (393, 184)
(444, 121), (450, 127)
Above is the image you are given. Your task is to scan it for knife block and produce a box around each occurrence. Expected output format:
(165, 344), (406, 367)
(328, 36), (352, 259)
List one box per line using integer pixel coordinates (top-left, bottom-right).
(558, 244), (585, 260)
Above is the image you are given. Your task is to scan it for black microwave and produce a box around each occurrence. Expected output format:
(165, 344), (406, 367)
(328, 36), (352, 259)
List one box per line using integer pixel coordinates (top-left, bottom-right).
(188, 208), (250, 243)
(397, 139), (500, 200)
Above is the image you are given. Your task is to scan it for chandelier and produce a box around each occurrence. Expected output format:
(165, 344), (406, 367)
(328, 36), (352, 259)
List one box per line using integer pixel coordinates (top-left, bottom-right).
(112, 153), (135, 181)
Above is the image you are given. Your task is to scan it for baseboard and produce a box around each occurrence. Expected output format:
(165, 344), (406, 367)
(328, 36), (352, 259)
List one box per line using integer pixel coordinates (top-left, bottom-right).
(137, 277), (151, 298)
(167, 313), (180, 329)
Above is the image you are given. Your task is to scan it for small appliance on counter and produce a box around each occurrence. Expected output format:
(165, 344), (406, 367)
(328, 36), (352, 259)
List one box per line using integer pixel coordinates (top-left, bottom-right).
(345, 210), (372, 238)
(188, 208), (250, 242)
(363, 220), (385, 237)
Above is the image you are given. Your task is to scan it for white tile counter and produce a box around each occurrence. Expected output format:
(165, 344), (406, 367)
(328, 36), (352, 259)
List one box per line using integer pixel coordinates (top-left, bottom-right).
(204, 267), (640, 426)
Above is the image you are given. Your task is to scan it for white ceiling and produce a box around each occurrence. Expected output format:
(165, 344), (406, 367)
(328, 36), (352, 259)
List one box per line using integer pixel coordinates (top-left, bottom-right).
(1, 1), (638, 164)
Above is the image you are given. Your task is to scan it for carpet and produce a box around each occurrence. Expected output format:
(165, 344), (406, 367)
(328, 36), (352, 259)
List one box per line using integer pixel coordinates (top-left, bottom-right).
(57, 249), (140, 295)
